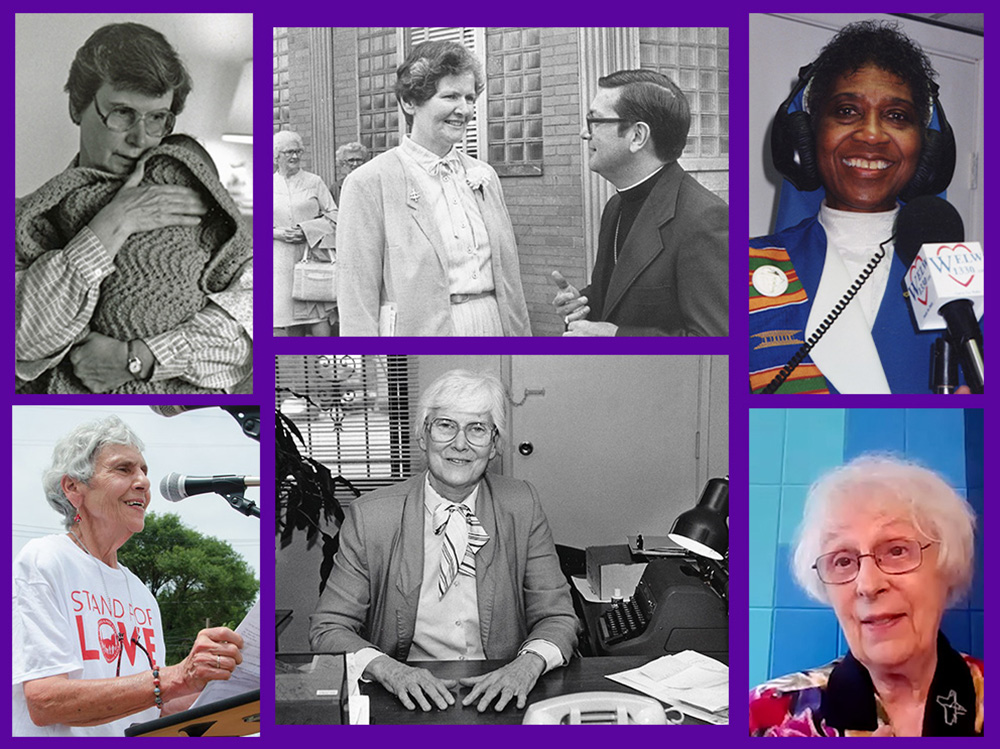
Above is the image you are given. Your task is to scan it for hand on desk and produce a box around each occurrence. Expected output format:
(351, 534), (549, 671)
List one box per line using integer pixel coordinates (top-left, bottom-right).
(365, 655), (457, 711)
(459, 652), (545, 712)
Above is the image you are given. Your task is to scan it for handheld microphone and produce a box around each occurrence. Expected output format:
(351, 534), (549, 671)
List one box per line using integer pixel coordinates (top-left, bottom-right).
(149, 405), (216, 417)
(159, 473), (261, 502)
(896, 196), (983, 392)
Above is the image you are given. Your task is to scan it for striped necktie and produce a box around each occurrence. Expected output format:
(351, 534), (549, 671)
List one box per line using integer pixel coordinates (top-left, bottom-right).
(432, 501), (489, 598)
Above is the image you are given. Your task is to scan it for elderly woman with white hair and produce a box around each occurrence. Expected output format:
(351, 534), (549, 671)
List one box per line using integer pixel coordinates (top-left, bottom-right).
(13, 416), (244, 736)
(749, 455), (983, 737)
(311, 369), (576, 715)
(273, 130), (338, 336)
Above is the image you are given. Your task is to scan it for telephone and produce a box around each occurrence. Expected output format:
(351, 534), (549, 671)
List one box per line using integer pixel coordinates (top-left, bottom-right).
(522, 692), (682, 725)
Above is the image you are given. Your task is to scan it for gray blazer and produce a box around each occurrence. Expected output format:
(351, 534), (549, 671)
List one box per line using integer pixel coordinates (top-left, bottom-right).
(336, 148), (532, 336)
(309, 472), (578, 663)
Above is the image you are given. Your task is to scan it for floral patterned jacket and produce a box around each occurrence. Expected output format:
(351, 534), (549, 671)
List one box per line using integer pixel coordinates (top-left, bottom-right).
(749, 633), (983, 736)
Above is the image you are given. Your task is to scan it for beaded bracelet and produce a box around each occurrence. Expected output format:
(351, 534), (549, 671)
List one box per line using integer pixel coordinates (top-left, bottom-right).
(152, 667), (163, 708)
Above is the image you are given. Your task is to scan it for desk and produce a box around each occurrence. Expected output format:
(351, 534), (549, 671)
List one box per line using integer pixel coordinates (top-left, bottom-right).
(362, 656), (708, 725)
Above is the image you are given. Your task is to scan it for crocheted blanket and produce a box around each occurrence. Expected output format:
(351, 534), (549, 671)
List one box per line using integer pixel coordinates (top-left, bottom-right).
(15, 143), (251, 394)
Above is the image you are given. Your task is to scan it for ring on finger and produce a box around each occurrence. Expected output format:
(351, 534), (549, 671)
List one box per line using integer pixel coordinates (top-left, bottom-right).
(217, 654), (221, 669)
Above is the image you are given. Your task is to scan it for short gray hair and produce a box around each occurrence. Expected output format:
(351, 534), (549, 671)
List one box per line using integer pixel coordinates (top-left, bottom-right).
(42, 416), (145, 529)
(274, 130), (303, 163)
(416, 370), (508, 453)
(792, 454), (976, 606)
(336, 142), (369, 163)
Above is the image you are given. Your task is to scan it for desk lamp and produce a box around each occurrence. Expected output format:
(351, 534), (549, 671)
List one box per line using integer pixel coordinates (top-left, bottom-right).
(668, 477), (728, 560)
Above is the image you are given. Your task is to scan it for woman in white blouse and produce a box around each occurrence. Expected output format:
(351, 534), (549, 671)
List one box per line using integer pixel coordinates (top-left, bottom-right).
(273, 131), (338, 336)
(336, 42), (531, 337)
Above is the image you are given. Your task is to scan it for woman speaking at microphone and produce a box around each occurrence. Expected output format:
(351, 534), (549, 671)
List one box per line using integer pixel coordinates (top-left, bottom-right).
(12, 417), (244, 736)
(749, 20), (968, 394)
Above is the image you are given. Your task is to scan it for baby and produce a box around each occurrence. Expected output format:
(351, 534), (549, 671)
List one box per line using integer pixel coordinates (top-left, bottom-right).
(21, 134), (251, 394)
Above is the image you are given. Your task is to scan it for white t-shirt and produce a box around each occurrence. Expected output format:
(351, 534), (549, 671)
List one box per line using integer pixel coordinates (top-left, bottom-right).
(12, 534), (165, 736)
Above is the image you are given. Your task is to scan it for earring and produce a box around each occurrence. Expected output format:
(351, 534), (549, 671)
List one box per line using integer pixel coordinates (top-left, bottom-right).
(74, 513), (81, 523)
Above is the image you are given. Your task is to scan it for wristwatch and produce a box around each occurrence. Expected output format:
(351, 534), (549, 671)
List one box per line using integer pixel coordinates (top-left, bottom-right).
(127, 340), (144, 379)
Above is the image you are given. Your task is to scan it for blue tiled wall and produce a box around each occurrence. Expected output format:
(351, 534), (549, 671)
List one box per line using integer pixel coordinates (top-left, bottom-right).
(748, 409), (984, 689)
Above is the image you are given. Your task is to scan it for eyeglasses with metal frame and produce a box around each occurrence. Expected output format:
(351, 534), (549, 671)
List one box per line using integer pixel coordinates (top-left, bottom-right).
(93, 98), (176, 138)
(425, 417), (497, 447)
(812, 538), (934, 584)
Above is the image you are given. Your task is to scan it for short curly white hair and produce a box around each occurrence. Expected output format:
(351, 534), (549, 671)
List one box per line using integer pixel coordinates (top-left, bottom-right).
(274, 130), (303, 163)
(415, 369), (508, 454)
(42, 416), (145, 529)
(792, 454), (976, 606)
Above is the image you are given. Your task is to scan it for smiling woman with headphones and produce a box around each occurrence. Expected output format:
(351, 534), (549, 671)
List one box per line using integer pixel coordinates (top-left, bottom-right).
(749, 20), (959, 395)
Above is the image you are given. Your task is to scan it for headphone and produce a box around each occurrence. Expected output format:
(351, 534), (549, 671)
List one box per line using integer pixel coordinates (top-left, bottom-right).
(771, 62), (956, 202)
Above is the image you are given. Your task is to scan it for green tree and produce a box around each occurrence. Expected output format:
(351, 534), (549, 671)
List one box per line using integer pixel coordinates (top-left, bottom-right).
(119, 512), (258, 665)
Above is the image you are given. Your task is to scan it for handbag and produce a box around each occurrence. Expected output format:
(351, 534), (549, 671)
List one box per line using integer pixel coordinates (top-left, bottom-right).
(292, 245), (337, 302)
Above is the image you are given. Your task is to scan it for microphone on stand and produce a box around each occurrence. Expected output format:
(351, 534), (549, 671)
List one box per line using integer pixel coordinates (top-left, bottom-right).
(160, 473), (261, 518)
(896, 196), (984, 393)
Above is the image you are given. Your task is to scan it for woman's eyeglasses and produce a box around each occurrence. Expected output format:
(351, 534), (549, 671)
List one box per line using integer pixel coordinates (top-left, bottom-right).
(281, 149), (304, 157)
(94, 98), (175, 138)
(425, 418), (496, 447)
(813, 539), (934, 584)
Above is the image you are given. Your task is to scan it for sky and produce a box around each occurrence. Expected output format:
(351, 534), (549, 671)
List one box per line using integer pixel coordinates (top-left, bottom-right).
(12, 405), (261, 582)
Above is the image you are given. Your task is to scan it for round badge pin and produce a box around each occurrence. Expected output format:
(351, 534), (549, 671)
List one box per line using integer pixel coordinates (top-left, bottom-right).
(752, 265), (789, 297)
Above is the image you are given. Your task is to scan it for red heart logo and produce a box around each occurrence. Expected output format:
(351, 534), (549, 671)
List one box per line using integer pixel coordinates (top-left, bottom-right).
(936, 244), (976, 287)
(908, 256), (929, 305)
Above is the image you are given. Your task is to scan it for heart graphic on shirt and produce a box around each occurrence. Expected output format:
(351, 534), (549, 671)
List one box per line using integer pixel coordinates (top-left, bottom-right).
(908, 256), (929, 306)
(936, 244), (976, 287)
(97, 618), (121, 663)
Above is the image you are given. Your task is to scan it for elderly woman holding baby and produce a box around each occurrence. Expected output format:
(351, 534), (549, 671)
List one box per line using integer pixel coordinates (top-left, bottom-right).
(15, 22), (252, 394)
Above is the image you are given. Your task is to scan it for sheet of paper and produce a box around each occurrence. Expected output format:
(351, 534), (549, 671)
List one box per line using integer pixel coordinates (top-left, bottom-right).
(191, 598), (261, 709)
(570, 567), (647, 603)
(605, 651), (729, 723)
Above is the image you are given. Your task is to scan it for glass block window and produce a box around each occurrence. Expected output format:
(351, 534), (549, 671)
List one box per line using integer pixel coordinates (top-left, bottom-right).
(273, 27), (290, 133)
(486, 28), (543, 176)
(357, 28), (400, 155)
(639, 27), (728, 159)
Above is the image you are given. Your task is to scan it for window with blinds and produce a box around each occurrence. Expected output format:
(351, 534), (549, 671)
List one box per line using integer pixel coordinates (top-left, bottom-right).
(275, 355), (418, 500)
(273, 27), (290, 133)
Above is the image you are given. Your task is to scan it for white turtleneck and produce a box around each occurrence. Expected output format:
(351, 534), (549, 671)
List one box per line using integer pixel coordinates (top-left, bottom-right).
(817, 201), (897, 329)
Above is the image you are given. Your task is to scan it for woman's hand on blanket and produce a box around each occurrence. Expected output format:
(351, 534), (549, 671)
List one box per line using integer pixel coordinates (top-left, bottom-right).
(69, 332), (133, 392)
(88, 157), (207, 259)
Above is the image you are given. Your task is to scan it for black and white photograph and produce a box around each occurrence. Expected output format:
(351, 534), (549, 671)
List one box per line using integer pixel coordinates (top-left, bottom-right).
(15, 13), (253, 395)
(273, 27), (729, 337)
(275, 354), (729, 725)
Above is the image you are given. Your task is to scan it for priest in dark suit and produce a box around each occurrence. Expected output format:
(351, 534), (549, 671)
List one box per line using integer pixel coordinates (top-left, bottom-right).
(552, 69), (729, 337)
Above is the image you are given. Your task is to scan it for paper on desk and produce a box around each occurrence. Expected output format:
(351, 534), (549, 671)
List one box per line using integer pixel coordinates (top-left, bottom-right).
(191, 598), (261, 709)
(570, 568), (646, 603)
(606, 650), (728, 724)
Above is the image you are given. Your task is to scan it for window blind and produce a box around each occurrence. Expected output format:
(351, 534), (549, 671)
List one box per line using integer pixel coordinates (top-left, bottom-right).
(275, 355), (418, 501)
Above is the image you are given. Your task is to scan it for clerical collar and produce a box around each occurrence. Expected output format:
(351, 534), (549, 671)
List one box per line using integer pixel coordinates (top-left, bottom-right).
(617, 164), (666, 200)
(822, 631), (977, 736)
